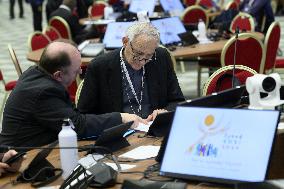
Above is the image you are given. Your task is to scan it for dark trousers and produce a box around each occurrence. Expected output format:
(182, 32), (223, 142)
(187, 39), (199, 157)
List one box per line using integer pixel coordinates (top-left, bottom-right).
(9, 0), (24, 18)
(30, 1), (43, 31)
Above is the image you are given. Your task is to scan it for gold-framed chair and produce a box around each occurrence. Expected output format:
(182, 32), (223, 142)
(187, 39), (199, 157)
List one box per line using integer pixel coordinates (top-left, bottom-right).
(183, 0), (197, 7)
(221, 33), (265, 74)
(43, 25), (62, 41)
(0, 69), (17, 122)
(7, 44), (23, 77)
(225, 1), (239, 10)
(75, 79), (84, 107)
(49, 16), (72, 40)
(197, 0), (215, 10)
(263, 21), (281, 74)
(27, 31), (51, 51)
(88, 1), (108, 19)
(180, 5), (209, 28)
(229, 12), (255, 33)
(202, 65), (257, 96)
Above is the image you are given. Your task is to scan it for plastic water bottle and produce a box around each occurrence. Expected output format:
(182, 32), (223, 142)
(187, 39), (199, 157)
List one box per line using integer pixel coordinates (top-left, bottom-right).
(198, 19), (206, 39)
(104, 5), (113, 20)
(58, 118), (78, 179)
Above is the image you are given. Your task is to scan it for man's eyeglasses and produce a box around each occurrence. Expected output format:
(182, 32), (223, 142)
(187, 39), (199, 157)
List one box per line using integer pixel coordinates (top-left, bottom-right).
(129, 42), (156, 62)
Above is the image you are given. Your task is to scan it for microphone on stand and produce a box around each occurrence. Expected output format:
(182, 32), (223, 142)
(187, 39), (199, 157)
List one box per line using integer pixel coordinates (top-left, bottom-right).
(232, 26), (240, 88)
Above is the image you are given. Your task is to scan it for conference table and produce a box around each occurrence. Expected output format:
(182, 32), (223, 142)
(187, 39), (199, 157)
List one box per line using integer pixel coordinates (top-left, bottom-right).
(1, 128), (284, 189)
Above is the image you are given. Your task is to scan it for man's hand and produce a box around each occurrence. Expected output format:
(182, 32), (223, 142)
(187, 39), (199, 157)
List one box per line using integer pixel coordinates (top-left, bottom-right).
(0, 150), (25, 177)
(120, 113), (148, 129)
(146, 109), (168, 122)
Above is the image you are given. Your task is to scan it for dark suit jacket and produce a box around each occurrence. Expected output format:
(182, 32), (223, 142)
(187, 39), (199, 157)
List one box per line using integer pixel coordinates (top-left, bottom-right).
(78, 47), (185, 115)
(50, 7), (97, 44)
(0, 66), (122, 147)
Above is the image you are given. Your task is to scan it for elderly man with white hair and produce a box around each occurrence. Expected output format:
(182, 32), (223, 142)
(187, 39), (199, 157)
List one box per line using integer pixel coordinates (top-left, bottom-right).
(78, 22), (185, 121)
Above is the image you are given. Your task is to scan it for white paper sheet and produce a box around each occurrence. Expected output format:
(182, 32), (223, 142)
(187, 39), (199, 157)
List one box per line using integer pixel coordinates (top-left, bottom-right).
(105, 163), (136, 171)
(119, 145), (160, 160)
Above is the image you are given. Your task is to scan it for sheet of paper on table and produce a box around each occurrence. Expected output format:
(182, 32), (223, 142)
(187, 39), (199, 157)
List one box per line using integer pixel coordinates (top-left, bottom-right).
(119, 145), (160, 160)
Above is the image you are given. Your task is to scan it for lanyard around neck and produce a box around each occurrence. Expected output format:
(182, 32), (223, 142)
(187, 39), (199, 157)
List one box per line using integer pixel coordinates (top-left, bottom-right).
(120, 47), (145, 114)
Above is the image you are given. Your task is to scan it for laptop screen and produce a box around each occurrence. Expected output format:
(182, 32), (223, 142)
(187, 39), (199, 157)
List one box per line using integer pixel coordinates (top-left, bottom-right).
(103, 22), (134, 49)
(129, 0), (156, 16)
(160, 107), (279, 183)
(179, 86), (246, 108)
(151, 17), (186, 45)
(160, 0), (185, 12)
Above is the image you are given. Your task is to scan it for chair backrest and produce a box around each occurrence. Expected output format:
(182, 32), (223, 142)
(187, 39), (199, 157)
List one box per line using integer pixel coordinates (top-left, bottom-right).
(88, 1), (108, 18)
(43, 26), (62, 41)
(202, 65), (257, 96)
(7, 44), (23, 77)
(183, 0), (197, 6)
(181, 5), (208, 28)
(221, 33), (265, 73)
(230, 12), (255, 33)
(28, 31), (51, 51)
(263, 21), (281, 74)
(225, 1), (239, 10)
(197, 0), (215, 9)
(49, 16), (72, 40)
(75, 79), (84, 106)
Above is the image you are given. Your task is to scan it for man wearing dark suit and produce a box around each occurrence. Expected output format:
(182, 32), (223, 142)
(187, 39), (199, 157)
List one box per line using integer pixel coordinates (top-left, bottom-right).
(0, 42), (146, 147)
(240, 0), (275, 32)
(78, 22), (185, 121)
(29, 0), (44, 31)
(50, 0), (98, 44)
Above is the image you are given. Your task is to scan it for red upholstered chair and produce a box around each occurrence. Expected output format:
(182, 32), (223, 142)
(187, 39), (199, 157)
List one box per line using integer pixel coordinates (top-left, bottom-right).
(197, 0), (215, 9)
(221, 33), (265, 73)
(263, 21), (281, 74)
(68, 81), (77, 103)
(275, 58), (284, 71)
(108, 0), (119, 5)
(183, 0), (197, 6)
(181, 5), (208, 27)
(0, 70), (17, 121)
(225, 1), (239, 10)
(7, 44), (23, 78)
(28, 31), (51, 51)
(202, 65), (257, 96)
(230, 12), (255, 33)
(43, 26), (62, 41)
(88, 1), (108, 18)
(49, 16), (72, 40)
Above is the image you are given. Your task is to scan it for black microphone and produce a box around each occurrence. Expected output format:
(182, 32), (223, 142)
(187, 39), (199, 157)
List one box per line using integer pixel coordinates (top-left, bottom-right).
(232, 26), (240, 88)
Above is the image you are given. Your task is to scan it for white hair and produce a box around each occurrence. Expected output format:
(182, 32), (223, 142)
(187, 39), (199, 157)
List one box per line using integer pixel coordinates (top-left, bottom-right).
(125, 22), (160, 44)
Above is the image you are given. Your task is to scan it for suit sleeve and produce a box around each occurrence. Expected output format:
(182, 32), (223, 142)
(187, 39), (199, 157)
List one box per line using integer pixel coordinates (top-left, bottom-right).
(35, 86), (122, 138)
(77, 60), (100, 114)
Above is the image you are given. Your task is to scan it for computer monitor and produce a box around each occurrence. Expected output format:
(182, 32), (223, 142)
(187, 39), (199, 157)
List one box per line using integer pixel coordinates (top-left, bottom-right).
(128, 0), (156, 16)
(160, 0), (185, 13)
(160, 107), (280, 184)
(103, 22), (134, 49)
(151, 17), (186, 45)
(179, 86), (246, 108)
